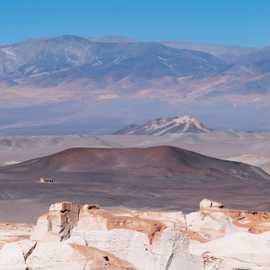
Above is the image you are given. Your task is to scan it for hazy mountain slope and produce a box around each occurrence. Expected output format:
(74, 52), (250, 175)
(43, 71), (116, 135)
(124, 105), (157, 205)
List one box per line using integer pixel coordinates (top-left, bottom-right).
(162, 41), (256, 63)
(0, 35), (227, 85)
(231, 46), (270, 74)
(84, 36), (257, 62)
(226, 154), (270, 166)
(88, 35), (136, 43)
(0, 35), (270, 134)
(216, 46), (270, 95)
(262, 161), (270, 174)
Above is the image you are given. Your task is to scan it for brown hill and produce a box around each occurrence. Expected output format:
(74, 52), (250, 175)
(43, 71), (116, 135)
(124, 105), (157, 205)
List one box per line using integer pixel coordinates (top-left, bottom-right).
(2, 146), (266, 178)
(0, 146), (270, 216)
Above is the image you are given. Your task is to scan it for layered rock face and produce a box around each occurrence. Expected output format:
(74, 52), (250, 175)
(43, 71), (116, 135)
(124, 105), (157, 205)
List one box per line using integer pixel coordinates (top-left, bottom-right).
(1, 200), (270, 269)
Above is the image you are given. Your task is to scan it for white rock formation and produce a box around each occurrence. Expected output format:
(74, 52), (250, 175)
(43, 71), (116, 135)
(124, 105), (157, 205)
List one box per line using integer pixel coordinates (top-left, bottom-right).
(188, 200), (270, 270)
(1, 199), (270, 269)
(0, 239), (135, 270)
(27, 241), (135, 270)
(32, 203), (202, 270)
(192, 231), (270, 269)
(69, 205), (201, 270)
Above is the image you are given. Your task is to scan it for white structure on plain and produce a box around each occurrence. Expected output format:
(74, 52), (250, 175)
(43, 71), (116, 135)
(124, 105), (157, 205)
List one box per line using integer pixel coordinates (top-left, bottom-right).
(39, 177), (55, 184)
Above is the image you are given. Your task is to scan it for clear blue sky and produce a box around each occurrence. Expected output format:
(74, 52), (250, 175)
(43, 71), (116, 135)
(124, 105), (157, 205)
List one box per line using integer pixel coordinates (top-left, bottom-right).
(0, 0), (269, 47)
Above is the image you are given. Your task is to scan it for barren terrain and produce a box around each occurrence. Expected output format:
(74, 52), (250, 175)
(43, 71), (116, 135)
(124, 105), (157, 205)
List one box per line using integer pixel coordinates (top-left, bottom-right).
(0, 145), (269, 223)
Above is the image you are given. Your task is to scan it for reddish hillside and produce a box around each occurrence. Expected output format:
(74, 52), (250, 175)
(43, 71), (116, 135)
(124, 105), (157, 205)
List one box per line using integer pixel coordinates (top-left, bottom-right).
(3, 146), (267, 179)
(0, 146), (270, 215)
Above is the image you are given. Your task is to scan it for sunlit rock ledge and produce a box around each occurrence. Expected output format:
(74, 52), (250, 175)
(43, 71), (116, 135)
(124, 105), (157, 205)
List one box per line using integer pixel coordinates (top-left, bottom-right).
(1, 199), (270, 270)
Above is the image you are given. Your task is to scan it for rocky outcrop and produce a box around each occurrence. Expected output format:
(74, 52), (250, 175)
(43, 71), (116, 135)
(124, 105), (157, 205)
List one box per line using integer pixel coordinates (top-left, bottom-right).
(31, 201), (80, 241)
(1, 200), (270, 269)
(188, 200), (270, 270)
(69, 204), (201, 270)
(31, 202), (201, 270)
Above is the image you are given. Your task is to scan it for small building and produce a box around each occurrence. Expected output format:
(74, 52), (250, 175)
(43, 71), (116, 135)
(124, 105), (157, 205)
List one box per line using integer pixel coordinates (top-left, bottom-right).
(40, 177), (55, 184)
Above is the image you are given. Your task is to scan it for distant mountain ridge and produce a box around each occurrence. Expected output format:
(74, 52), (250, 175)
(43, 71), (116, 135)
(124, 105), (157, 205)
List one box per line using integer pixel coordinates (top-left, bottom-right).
(0, 35), (270, 134)
(0, 35), (227, 85)
(115, 116), (211, 135)
(0, 35), (266, 92)
(162, 41), (256, 63)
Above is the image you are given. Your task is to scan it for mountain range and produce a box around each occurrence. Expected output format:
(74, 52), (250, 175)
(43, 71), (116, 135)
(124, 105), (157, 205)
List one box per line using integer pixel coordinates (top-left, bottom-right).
(0, 35), (227, 85)
(0, 35), (269, 134)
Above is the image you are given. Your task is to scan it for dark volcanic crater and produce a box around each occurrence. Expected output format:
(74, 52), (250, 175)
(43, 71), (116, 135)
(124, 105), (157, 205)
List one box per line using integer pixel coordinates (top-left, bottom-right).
(0, 146), (270, 222)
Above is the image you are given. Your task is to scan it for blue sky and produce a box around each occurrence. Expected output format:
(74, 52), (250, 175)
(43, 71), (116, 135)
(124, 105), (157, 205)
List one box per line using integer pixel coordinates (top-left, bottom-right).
(0, 0), (269, 47)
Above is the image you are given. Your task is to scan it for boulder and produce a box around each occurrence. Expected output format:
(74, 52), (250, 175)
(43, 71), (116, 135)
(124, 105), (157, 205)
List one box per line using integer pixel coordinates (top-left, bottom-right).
(199, 199), (224, 210)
